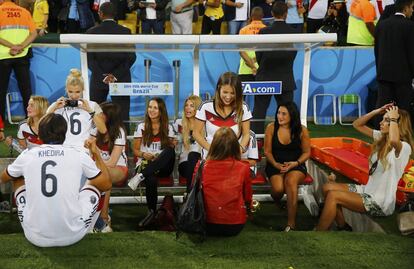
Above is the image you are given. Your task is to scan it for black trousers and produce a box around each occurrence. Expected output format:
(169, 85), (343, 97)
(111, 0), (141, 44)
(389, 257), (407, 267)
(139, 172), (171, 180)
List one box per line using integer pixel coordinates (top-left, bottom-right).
(201, 15), (223, 34)
(66, 19), (81, 33)
(90, 85), (131, 134)
(307, 18), (324, 33)
(206, 223), (244, 237)
(251, 91), (294, 135)
(376, 80), (414, 125)
(238, 74), (255, 83)
(142, 147), (175, 211)
(178, 151), (201, 192)
(0, 55), (32, 119)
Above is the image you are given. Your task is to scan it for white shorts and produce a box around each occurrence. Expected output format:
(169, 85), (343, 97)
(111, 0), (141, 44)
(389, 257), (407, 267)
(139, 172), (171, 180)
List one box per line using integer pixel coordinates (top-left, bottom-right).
(15, 185), (104, 247)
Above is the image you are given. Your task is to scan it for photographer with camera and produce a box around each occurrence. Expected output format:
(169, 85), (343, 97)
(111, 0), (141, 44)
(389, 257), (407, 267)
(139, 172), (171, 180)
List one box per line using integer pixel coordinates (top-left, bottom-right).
(320, 0), (349, 45)
(47, 69), (106, 150)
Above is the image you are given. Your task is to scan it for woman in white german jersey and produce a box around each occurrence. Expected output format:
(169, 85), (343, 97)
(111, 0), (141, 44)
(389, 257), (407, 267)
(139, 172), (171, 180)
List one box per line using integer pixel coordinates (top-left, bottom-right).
(193, 72), (252, 159)
(90, 102), (128, 232)
(47, 69), (106, 149)
(5, 96), (49, 151)
(128, 97), (176, 229)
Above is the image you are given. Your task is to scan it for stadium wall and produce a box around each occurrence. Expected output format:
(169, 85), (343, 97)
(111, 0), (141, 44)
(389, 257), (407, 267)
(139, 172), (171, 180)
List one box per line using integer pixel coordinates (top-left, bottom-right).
(7, 45), (375, 120)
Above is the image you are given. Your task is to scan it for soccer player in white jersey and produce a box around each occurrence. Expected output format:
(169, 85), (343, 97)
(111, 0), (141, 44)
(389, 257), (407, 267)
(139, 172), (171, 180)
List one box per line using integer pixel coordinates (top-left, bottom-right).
(47, 69), (106, 149)
(0, 113), (111, 247)
(193, 72), (252, 159)
(5, 96), (48, 151)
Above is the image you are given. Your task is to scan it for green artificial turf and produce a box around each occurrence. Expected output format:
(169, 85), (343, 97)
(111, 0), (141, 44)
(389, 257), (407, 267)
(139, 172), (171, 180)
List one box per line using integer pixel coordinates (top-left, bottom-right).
(0, 203), (413, 269)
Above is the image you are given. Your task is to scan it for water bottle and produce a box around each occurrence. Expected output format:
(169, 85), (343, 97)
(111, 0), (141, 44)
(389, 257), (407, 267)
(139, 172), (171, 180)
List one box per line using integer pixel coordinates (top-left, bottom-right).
(10, 139), (23, 154)
(174, 134), (183, 156)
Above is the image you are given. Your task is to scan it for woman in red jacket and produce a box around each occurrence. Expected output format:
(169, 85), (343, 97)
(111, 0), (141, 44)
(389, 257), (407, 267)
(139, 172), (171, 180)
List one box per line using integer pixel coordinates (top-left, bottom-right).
(201, 126), (253, 236)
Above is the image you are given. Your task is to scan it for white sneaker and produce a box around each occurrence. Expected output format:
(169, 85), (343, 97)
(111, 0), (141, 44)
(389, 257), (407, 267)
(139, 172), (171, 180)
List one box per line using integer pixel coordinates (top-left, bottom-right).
(128, 173), (145, 191)
(101, 224), (113, 233)
(101, 216), (113, 233)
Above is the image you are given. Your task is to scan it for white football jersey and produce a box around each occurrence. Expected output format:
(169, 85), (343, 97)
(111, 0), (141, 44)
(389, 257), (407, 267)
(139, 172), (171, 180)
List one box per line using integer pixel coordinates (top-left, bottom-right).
(173, 119), (202, 164)
(241, 130), (259, 174)
(196, 100), (252, 158)
(91, 127), (128, 167)
(49, 100), (101, 149)
(241, 130), (259, 161)
(6, 144), (101, 246)
(133, 122), (175, 165)
(17, 121), (42, 149)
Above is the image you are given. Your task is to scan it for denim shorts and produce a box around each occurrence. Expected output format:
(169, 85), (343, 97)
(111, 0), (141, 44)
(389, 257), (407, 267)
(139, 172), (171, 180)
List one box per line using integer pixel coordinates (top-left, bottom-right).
(348, 184), (385, 217)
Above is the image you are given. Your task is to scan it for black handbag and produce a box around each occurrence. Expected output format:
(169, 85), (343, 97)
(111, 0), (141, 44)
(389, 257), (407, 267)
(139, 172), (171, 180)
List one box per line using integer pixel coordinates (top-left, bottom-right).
(176, 160), (206, 238)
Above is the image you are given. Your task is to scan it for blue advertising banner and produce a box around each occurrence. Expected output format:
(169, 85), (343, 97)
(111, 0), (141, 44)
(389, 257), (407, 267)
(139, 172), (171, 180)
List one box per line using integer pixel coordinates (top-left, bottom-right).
(242, 81), (282, 95)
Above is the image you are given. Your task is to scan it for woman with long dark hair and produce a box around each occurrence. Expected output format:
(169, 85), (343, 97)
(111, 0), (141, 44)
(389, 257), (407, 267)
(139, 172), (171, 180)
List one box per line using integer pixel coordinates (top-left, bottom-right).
(201, 127), (252, 236)
(316, 105), (414, 231)
(92, 102), (128, 232)
(129, 97), (175, 228)
(264, 102), (311, 232)
(193, 72), (252, 159)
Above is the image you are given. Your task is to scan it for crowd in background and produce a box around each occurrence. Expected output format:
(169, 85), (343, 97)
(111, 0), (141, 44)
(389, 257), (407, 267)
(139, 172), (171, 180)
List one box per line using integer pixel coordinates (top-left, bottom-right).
(8, 0), (407, 46)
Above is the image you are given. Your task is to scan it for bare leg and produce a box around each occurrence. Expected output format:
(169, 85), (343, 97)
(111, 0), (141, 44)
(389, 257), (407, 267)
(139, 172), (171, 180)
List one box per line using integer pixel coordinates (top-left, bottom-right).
(335, 205), (346, 227)
(316, 190), (366, 231)
(100, 167), (126, 222)
(100, 190), (111, 223)
(12, 178), (25, 191)
(108, 167), (126, 184)
(270, 174), (284, 204)
(284, 171), (305, 229)
(321, 183), (352, 227)
(322, 182), (349, 198)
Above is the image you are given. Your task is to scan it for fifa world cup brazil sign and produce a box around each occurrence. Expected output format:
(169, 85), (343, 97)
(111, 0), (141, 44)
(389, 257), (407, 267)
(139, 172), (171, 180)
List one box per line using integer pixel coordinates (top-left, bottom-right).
(109, 82), (174, 96)
(242, 81), (282, 95)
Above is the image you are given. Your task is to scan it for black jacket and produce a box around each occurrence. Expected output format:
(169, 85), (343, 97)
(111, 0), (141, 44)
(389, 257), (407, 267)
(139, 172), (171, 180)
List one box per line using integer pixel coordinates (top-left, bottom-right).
(374, 14), (414, 83)
(86, 20), (137, 90)
(255, 21), (298, 91)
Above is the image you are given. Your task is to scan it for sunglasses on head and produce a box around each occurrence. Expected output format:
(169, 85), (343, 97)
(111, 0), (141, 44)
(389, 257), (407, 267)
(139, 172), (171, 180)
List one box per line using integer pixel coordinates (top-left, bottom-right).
(369, 160), (378, 176)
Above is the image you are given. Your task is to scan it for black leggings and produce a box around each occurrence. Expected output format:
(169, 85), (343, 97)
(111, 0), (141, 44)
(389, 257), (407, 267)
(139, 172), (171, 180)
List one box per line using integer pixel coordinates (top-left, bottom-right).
(178, 151), (201, 192)
(206, 223), (244, 237)
(142, 147), (175, 211)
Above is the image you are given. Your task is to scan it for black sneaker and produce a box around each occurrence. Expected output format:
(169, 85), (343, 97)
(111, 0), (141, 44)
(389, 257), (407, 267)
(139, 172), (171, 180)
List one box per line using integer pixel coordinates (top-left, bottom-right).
(138, 209), (155, 230)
